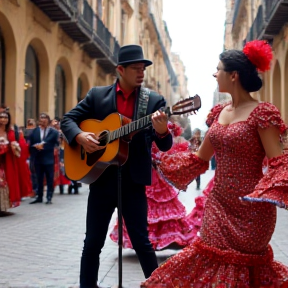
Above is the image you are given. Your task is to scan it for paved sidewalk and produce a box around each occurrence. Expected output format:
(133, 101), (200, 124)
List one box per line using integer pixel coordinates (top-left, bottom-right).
(0, 169), (287, 288)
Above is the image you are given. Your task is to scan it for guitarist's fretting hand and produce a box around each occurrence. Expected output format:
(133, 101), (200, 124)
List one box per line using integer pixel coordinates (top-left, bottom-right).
(151, 110), (169, 135)
(75, 132), (105, 153)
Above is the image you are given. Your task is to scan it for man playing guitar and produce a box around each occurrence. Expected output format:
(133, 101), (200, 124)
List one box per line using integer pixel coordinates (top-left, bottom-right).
(61, 45), (172, 288)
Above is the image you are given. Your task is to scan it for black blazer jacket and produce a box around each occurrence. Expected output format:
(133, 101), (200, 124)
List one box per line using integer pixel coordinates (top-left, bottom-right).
(61, 82), (172, 185)
(29, 127), (59, 165)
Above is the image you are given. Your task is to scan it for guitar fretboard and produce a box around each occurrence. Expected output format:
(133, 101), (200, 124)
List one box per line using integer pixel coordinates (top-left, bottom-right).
(109, 114), (153, 141)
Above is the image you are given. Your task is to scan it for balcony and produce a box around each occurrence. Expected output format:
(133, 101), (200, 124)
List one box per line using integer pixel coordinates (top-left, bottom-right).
(263, 0), (288, 39)
(149, 13), (178, 87)
(30, 0), (119, 73)
(29, 0), (76, 22)
(30, 0), (91, 42)
(83, 14), (120, 73)
(60, 0), (93, 43)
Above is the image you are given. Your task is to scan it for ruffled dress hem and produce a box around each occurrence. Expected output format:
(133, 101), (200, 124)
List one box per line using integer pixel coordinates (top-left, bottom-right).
(141, 238), (288, 288)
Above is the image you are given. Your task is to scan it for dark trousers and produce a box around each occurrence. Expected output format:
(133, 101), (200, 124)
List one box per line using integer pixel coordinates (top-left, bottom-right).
(35, 163), (54, 201)
(80, 166), (158, 288)
(29, 157), (38, 193)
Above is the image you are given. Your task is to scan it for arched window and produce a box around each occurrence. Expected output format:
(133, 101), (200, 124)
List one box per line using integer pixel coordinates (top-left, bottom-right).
(77, 78), (82, 103)
(54, 64), (66, 118)
(24, 45), (39, 124)
(0, 28), (5, 105)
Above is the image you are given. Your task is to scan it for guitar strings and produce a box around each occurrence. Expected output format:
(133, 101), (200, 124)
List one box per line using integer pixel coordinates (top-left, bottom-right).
(96, 114), (152, 143)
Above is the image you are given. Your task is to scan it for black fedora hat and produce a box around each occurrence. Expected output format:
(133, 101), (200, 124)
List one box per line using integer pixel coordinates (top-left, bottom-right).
(117, 45), (152, 67)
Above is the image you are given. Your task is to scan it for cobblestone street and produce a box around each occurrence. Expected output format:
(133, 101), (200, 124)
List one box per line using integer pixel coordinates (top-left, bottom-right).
(0, 170), (287, 288)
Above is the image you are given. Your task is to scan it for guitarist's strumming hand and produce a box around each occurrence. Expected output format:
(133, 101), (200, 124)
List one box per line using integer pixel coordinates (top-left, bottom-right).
(75, 132), (105, 153)
(151, 110), (169, 135)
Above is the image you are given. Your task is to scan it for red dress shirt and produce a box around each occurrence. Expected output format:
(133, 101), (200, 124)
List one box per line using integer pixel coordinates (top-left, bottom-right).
(116, 82), (169, 138)
(116, 82), (136, 119)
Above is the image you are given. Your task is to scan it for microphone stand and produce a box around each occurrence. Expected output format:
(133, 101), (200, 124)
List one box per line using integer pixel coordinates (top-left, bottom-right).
(112, 165), (126, 288)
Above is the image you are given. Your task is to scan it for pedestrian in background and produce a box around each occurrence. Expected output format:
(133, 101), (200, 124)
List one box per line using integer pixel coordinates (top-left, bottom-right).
(29, 113), (59, 205)
(25, 118), (38, 197)
(189, 128), (202, 190)
(0, 106), (32, 215)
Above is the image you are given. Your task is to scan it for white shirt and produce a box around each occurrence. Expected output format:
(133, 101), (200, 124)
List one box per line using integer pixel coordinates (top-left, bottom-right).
(40, 127), (49, 142)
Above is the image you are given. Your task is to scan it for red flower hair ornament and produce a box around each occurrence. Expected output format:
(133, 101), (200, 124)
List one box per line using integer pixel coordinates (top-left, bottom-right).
(243, 40), (273, 72)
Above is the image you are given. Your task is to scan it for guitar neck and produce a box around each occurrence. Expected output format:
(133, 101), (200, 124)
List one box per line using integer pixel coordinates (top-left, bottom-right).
(106, 94), (200, 142)
(109, 113), (155, 142)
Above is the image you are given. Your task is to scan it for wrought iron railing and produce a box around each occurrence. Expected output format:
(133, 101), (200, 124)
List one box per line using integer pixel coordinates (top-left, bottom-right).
(78, 0), (119, 63)
(62, 0), (77, 9)
(82, 0), (93, 28)
(264, 0), (280, 20)
(29, 0), (78, 20)
(262, 0), (288, 37)
(30, 0), (119, 64)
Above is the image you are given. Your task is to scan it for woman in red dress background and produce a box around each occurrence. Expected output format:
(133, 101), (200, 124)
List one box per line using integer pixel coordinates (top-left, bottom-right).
(0, 107), (32, 215)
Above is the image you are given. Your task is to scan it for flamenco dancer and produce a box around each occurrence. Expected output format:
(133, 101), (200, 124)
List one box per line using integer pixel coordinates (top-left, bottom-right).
(141, 40), (288, 287)
(110, 121), (204, 250)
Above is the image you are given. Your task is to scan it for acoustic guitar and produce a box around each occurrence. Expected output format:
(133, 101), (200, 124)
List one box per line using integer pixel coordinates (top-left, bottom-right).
(64, 95), (201, 184)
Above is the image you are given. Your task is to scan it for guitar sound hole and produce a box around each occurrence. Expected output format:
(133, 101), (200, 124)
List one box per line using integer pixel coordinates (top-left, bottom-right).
(86, 130), (109, 167)
(98, 130), (109, 146)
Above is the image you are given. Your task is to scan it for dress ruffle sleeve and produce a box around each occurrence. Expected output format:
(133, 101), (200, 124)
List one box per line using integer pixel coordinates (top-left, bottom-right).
(242, 103), (288, 209)
(247, 102), (288, 135)
(205, 103), (226, 128)
(158, 152), (209, 191)
(242, 153), (288, 209)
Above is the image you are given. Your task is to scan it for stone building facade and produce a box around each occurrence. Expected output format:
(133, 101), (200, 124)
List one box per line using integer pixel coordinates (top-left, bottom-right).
(0, 0), (187, 125)
(224, 0), (288, 122)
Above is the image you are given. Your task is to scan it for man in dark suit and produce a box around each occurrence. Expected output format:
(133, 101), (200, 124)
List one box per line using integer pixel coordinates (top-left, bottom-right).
(29, 113), (59, 204)
(61, 45), (172, 288)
